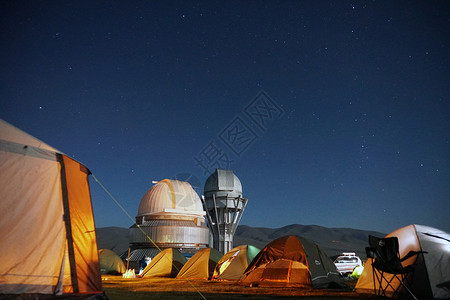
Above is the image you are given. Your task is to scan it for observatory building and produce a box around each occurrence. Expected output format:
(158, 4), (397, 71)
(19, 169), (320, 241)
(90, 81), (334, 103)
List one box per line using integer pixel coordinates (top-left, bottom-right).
(125, 179), (209, 269)
(202, 169), (248, 254)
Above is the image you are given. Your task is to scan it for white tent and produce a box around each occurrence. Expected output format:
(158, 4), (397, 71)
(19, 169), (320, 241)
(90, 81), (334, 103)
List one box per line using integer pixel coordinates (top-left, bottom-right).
(0, 119), (103, 296)
(355, 224), (450, 299)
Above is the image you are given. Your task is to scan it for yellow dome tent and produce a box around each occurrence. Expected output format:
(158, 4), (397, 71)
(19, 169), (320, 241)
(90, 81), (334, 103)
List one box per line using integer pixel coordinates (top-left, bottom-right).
(141, 248), (187, 277)
(212, 245), (260, 280)
(176, 248), (222, 279)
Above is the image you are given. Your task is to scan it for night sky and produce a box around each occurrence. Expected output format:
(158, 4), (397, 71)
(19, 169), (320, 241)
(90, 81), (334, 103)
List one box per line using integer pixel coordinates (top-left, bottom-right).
(1, 1), (449, 233)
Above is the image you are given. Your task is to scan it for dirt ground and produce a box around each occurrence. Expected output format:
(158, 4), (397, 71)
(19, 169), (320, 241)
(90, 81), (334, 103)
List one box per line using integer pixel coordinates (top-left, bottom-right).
(101, 276), (381, 300)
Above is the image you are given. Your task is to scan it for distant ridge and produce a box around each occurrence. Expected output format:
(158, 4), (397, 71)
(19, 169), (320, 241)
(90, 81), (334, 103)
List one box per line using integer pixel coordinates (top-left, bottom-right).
(96, 224), (385, 258)
(234, 224), (385, 258)
(96, 227), (130, 255)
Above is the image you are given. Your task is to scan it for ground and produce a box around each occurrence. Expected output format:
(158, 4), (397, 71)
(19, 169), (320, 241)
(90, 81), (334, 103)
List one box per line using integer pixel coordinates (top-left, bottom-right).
(101, 276), (382, 300)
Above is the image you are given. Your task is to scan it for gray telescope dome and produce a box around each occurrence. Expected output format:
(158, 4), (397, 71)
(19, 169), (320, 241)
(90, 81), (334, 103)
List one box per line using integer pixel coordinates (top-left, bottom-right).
(202, 169), (248, 253)
(204, 169), (242, 198)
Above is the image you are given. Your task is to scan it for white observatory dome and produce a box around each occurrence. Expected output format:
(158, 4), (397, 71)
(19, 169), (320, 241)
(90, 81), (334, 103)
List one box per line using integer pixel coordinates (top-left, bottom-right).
(137, 179), (205, 220)
(129, 179), (209, 262)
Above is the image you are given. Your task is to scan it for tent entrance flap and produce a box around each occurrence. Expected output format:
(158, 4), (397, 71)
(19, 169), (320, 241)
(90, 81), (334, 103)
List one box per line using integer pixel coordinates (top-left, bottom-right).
(57, 153), (79, 294)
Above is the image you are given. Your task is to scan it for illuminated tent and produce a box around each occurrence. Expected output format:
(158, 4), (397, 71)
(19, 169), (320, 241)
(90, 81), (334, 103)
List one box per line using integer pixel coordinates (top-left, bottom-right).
(0, 119), (103, 296)
(176, 248), (222, 279)
(141, 248), (187, 277)
(212, 245), (260, 280)
(99, 249), (126, 275)
(355, 224), (450, 299)
(239, 235), (344, 288)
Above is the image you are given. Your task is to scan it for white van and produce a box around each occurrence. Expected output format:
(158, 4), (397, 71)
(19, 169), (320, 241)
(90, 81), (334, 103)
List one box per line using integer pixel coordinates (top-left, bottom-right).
(333, 252), (362, 275)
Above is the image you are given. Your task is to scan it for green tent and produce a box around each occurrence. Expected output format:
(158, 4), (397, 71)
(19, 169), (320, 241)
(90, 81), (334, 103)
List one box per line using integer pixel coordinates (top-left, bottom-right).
(176, 248), (222, 279)
(212, 245), (260, 280)
(99, 249), (126, 275)
(141, 248), (187, 278)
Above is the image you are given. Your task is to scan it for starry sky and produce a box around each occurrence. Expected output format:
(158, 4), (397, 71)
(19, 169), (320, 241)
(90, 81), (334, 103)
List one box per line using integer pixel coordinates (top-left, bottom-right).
(1, 1), (449, 234)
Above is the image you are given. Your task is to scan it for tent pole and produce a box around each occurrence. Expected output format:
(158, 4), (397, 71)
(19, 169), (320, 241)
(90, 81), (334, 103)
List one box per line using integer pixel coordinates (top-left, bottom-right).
(126, 248), (130, 270)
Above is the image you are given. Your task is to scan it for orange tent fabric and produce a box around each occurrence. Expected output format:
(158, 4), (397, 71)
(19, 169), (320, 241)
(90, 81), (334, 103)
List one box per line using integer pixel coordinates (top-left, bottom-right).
(239, 236), (311, 288)
(0, 119), (102, 296)
(239, 235), (344, 289)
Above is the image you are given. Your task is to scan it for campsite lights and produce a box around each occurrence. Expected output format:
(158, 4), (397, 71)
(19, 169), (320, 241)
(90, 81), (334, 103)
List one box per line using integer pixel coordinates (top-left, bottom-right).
(122, 269), (136, 278)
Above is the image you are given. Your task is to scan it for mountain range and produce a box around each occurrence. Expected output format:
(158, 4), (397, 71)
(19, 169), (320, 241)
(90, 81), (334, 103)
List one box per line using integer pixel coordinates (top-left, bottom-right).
(96, 224), (385, 258)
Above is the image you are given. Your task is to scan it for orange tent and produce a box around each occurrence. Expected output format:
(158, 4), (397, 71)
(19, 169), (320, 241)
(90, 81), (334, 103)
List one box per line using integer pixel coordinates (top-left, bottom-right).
(239, 235), (344, 289)
(0, 119), (103, 296)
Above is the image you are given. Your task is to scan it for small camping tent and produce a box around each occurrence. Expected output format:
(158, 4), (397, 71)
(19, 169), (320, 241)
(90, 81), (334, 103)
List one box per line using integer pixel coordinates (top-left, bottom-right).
(212, 245), (260, 280)
(0, 119), (103, 296)
(239, 235), (345, 288)
(355, 224), (450, 299)
(99, 249), (126, 275)
(176, 248), (222, 279)
(141, 248), (187, 277)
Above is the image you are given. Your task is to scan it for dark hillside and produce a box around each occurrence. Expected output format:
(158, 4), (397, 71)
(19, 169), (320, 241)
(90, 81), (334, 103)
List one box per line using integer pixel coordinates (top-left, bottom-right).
(96, 226), (130, 255)
(234, 224), (385, 258)
(96, 224), (385, 258)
